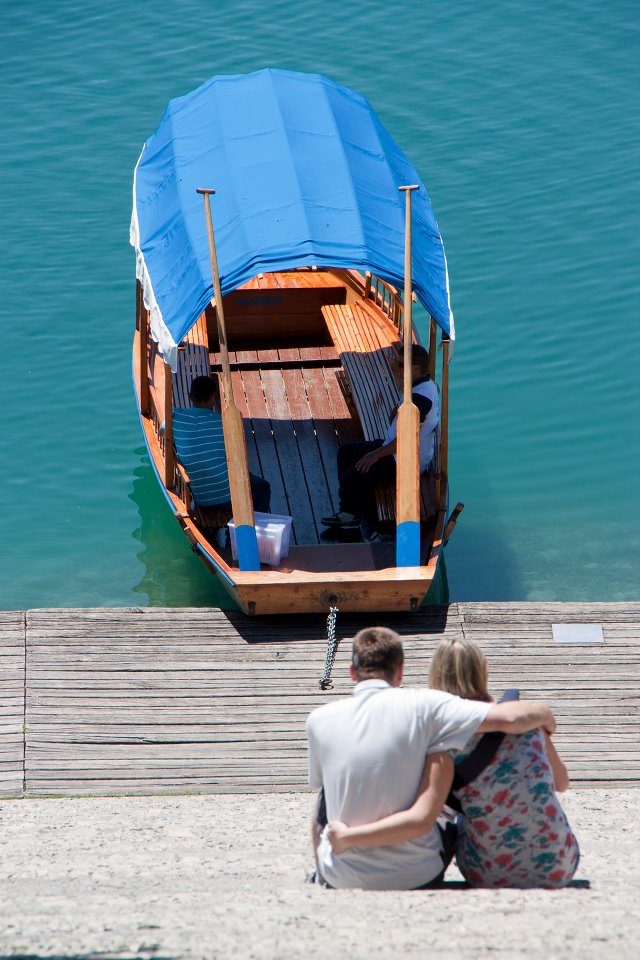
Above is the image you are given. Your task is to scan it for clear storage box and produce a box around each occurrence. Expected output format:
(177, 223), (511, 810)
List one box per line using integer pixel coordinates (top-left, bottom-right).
(227, 511), (293, 567)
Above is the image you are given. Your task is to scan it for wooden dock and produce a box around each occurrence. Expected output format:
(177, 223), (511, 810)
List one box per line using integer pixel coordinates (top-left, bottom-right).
(1, 603), (639, 798)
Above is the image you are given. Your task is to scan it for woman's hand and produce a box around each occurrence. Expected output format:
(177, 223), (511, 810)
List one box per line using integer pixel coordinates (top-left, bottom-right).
(327, 820), (351, 855)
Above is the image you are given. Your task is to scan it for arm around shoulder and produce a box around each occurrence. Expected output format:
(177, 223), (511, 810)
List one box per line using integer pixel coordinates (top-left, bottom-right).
(478, 700), (556, 736)
(327, 752), (453, 854)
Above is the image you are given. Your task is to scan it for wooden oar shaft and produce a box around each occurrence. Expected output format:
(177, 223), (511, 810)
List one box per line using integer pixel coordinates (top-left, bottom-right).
(197, 188), (256, 536)
(439, 335), (450, 510)
(197, 189), (233, 394)
(399, 185), (419, 397)
(396, 185), (421, 565)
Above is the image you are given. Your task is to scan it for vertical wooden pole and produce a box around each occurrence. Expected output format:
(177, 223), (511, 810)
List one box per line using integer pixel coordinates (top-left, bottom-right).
(197, 187), (259, 571)
(428, 316), (437, 382)
(163, 360), (174, 489)
(137, 281), (150, 417)
(396, 185), (421, 568)
(439, 336), (450, 510)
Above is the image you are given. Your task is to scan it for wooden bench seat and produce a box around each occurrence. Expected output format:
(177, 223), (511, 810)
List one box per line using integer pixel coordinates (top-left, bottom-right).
(321, 302), (401, 441)
(321, 301), (438, 525)
(173, 313), (211, 408)
(374, 470), (437, 528)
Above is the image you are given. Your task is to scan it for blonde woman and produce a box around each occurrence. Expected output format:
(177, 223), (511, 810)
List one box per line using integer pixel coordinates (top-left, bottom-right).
(328, 638), (579, 888)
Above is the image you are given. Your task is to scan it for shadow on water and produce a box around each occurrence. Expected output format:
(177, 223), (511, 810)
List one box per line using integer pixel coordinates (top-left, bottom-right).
(129, 449), (237, 608)
(445, 515), (527, 601)
(424, 552), (449, 605)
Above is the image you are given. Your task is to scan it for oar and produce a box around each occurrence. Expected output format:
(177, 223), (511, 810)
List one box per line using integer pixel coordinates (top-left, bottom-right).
(396, 184), (421, 567)
(444, 502), (465, 546)
(197, 188), (260, 571)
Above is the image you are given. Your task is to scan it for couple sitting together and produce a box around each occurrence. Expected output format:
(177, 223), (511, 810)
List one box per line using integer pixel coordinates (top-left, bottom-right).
(306, 628), (579, 889)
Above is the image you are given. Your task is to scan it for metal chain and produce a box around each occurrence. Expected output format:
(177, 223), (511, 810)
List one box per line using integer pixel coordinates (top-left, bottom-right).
(319, 605), (340, 690)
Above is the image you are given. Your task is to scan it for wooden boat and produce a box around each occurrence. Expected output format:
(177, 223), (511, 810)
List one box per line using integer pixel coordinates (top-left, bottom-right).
(131, 69), (461, 615)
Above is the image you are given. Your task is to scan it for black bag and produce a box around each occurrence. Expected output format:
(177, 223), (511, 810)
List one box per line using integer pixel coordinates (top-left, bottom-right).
(445, 689), (520, 812)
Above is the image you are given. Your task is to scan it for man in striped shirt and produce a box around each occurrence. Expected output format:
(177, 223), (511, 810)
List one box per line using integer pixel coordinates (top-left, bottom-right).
(173, 376), (271, 513)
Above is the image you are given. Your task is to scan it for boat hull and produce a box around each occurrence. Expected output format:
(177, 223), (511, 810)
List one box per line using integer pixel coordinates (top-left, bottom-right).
(133, 268), (449, 615)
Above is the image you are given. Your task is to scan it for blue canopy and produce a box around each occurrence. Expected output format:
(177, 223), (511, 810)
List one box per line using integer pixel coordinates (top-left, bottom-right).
(131, 68), (454, 369)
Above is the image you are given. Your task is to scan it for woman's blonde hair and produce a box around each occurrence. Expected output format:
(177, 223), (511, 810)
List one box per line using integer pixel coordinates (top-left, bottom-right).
(428, 638), (491, 702)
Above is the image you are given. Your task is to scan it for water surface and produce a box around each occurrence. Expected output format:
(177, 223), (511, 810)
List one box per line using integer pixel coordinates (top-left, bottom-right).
(1, 0), (638, 608)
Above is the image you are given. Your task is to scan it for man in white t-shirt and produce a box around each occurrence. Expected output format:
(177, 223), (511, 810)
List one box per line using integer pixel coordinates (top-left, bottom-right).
(306, 627), (557, 890)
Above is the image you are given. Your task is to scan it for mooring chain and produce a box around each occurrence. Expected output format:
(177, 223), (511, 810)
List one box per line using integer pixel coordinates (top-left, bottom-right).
(319, 605), (340, 690)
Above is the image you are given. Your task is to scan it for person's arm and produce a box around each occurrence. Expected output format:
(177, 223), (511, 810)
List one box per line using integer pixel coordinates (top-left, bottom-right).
(544, 731), (570, 791)
(478, 700), (556, 736)
(356, 391), (432, 472)
(327, 752), (453, 854)
(355, 439), (396, 472)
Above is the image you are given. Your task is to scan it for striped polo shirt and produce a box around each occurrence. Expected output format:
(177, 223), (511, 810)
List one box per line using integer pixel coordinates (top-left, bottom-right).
(172, 407), (231, 506)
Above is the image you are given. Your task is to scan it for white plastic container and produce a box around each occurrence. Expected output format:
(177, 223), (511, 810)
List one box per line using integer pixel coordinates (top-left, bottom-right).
(227, 511), (293, 567)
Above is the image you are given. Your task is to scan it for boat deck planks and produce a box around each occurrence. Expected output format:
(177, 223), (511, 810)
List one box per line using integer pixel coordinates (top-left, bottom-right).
(168, 269), (361, 554)
(212, 341), (359, 547)
(0, 603), (637, 797)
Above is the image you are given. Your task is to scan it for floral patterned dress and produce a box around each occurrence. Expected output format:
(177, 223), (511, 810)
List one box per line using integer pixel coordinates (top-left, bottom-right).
(453, 729), (580, 888)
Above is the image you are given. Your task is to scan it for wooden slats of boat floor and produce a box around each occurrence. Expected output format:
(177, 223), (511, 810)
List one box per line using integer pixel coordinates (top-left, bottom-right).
(1, 603), (638, 797)
(216, 345), (361, 545)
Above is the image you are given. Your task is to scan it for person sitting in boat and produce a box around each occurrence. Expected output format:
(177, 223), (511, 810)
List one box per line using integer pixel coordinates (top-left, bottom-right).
(321, 343), (439, 537)
(173, 375), (271, 514)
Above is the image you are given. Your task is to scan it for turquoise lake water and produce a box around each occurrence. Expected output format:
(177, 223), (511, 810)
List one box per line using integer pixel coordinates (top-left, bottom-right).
(1, 0), (638, 609)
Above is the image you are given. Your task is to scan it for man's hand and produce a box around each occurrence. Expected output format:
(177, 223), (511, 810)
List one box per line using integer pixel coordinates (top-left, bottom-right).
(327, 820), (350, 855)
(355, 441), (396, 473)
(355, 449), (383, 473)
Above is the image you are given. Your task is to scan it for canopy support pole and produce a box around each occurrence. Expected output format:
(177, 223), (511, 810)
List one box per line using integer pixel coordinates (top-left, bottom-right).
(396, 185), (421, 568)
(163, 361), (174, 489)
(439, 335), (450, 511)
(428, 316), (437, 382)
(197, 188), (259, 572)
(137, 281), (150, 417)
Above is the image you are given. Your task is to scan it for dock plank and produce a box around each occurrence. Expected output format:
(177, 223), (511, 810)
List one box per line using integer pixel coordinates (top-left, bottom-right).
(0, 611), (24, 797)
(10, 603), (640, 797)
